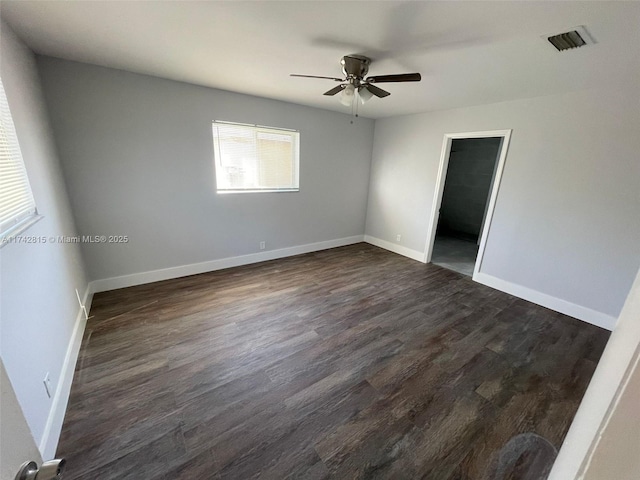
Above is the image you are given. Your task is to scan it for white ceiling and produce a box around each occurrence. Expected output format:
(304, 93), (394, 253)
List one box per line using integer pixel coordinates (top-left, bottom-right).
(1, 1), (639, 119)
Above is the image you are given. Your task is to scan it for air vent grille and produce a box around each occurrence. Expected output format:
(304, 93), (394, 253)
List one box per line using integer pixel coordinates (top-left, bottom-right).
(546, 26), (595, 52)
(548, 31), (585, 51)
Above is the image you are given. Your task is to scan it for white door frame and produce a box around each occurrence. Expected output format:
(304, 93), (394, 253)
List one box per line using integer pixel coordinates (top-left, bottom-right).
(423, 129), (512, 279)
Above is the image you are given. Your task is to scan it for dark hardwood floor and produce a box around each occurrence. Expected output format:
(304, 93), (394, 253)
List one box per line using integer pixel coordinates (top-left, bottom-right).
(57, 243), (609, 479)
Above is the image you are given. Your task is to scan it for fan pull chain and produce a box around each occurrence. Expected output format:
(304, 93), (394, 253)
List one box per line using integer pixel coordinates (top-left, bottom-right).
(350, 94), (359, 124)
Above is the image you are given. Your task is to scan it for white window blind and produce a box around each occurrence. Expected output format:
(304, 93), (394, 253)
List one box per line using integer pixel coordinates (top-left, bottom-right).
(212, 122), (299, 193)
(0, 76), (37, 239)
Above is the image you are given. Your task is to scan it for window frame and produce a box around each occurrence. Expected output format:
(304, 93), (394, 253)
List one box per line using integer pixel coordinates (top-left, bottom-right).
(0, 76), (41, 247)
(212, 121), (300, 194)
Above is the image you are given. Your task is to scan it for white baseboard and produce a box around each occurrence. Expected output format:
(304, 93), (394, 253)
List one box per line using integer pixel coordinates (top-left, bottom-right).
(39, 286), (93, 458)
(473, 272), (617, 331)
(363, 235), (426, 263)
(90, 235), (365, 293)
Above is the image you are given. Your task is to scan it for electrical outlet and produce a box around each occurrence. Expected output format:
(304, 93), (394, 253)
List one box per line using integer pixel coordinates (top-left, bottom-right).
(259, 241), (266, 250)
(396, 234), (401, 242)
(43, 373), (52, 398)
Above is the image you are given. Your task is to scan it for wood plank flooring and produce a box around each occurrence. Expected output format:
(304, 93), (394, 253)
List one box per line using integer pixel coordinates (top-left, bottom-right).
(56, 243), (609, 479)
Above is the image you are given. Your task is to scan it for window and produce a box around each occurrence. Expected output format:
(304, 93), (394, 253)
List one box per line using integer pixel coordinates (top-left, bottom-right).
(0, 77), (38, 243)
(212, 121), (299, 193)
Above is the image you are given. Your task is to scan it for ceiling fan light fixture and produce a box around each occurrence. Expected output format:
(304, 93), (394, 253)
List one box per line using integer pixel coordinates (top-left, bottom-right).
(358, 86), (374, 104)
(290, 55), (422, 108)
(339, 84), (356, 106)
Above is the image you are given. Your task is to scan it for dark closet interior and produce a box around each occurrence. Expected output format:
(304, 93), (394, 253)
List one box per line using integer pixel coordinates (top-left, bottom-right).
(431, 137), (502, 276)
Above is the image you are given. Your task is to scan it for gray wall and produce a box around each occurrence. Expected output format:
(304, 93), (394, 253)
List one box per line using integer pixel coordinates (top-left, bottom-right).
(0, 23), (87, 450)
(36, 57), (375, 282)
(438, 137), (501, 239)
(365, 86), (640, 318)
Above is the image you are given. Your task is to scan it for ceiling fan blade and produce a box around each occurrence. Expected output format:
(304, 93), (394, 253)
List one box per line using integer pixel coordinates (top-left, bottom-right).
(290, 74), (344, 82)
(323, 85), (346, 96)
(367, 73), (422, 83)
(365, 84), (391, 98)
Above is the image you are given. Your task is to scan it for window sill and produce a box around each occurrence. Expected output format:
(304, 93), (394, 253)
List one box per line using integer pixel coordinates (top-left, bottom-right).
(0, 214), (44, 248)
(217, 189), (299, 194)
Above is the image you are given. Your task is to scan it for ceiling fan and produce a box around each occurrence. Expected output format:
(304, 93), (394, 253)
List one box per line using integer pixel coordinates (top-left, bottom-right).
(291, 55), (421, 107)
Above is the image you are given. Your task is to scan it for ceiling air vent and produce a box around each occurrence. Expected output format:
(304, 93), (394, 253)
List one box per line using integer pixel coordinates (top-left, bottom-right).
(546, 26), (595, 51)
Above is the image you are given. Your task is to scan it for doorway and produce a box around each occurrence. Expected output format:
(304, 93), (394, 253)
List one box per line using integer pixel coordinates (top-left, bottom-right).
(424, 130), (511, 278)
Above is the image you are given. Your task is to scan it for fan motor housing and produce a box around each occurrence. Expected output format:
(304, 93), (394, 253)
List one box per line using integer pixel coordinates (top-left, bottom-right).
(341, 55), (371, 79)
